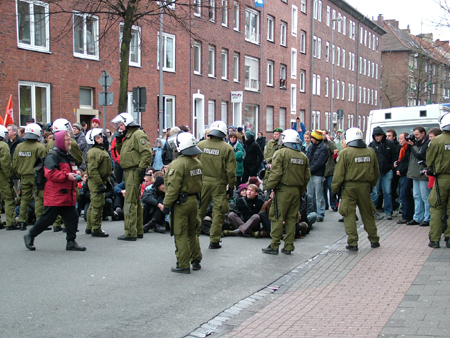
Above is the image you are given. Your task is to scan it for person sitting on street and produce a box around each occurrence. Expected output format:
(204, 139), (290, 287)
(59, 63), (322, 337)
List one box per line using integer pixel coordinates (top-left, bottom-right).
(296, 192), (317, 238)
(224, 184), (264, 237)
(142, 176), (167, 233)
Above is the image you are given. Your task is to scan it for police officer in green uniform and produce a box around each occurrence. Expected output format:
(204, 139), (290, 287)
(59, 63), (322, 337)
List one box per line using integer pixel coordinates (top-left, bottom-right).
(197, 121), (236, 249)
(332, 127), (380, 251)
(13, 123), (47, 231)
(0, 126), (18, 230)
(85, 128), (111, 237)
(111, 112), (152, 241)
(46, 118), (84, 231)
(263, 128), (283, 195)
(427, 113), (450, 248)
(163, 132), (203, 274)
(262, 129), (310, 255)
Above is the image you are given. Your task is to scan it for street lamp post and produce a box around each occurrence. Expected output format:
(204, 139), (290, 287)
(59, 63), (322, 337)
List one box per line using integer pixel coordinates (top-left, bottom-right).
(331, 15), (342, 130)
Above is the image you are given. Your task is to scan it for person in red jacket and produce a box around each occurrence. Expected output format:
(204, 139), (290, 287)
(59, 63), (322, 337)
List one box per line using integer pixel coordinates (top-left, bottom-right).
(24, 130), (86, 251)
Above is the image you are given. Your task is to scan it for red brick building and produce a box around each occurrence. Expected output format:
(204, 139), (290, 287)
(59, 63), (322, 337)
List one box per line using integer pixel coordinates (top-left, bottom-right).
(0, 0), (385, 142)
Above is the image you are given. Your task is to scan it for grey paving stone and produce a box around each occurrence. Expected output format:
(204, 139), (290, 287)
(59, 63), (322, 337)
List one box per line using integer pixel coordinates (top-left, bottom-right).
(403, 295), (420, 301)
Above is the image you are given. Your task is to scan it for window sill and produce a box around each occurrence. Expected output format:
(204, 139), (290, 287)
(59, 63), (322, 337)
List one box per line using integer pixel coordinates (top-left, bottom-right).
(208, 75), (216, 78)
(194, 72), (202, 76)
(222, 77), (229, 81)
(18, 45), (51, 54)
(244, 39), (260, 46)
(245, 88), (260, 93)
(222, 24), (229, 28)
(74, 54), (100, 61)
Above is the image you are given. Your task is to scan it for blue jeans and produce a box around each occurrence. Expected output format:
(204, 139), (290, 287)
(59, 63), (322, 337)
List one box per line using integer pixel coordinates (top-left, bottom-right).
(307, 175), (325, 218)
(371, 170), (393, 215)
(412, 179), (431, 222)
(400, 176), (414, 221)
(323, 175), (336, 209)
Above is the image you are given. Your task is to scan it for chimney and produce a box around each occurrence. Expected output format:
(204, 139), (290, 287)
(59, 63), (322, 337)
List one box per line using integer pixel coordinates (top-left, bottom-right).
(376, 14), (384, 27)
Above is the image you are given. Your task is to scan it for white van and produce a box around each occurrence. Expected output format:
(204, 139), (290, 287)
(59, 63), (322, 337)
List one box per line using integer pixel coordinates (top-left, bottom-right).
(365, 104), (450, 143)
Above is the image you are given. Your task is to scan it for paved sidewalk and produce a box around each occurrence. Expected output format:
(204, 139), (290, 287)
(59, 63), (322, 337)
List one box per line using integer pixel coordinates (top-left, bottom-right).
(187, 218), (450, 338)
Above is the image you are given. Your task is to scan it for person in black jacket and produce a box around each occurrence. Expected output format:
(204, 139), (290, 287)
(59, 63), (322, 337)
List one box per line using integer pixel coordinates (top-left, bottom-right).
(142, 176), (167, 233)
(256, 132), (266, 153)
(394, 132), (414, 223)
(368, 126), (395, 219)
(306, 130), (329, 222)
(387, 128), (401, 212)
(242, 129), (263, 183)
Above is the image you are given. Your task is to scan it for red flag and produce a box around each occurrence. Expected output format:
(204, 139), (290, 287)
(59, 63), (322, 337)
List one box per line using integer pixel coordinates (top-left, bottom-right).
(4, 94), (13, 126)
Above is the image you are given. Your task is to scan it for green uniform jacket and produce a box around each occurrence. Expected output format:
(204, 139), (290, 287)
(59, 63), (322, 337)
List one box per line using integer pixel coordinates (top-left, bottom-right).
(197, 137), (236, 186)
(0, 140), (13, 180)
(86, 145), (111, 189)
(46, 138), (83, 168)
(13, 140), (47, 176)
(230, 141), (244, 177)
(324, 140), (337, 177)
(116, 127), (152, 171)
(264, 139), (281, 164)
(332, 146), (380, 194)
(163, 154), (203, 208)
(426, 131), (450, 174)
(266, 146), (311, 195)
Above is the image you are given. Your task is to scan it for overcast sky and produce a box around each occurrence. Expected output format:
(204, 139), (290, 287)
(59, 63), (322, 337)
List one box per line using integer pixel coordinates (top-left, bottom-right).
(345, 0), (450, 41)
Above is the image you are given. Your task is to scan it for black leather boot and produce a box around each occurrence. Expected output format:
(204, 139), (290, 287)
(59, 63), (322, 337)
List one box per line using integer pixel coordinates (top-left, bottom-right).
(24, 234), (35, 251)
(66, 240), (86, 251)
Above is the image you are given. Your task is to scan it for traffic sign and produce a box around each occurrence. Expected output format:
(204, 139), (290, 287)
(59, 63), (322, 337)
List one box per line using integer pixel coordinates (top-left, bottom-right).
(98, 70), (113, 90)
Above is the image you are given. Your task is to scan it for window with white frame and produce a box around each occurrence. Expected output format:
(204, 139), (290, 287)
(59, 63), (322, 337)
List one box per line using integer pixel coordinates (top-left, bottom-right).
(221, 101), (228, 124)
(341, 81), (345, 100)
(313, 0), (318, 20)
(359, 86), (361, 103)
(316, 111), (321, 129)
(300, 69), (306, 92)
(343, 16), (346, 35)
(326, 42), (329, 62)
(280, 64), (287, 89)
(157, 32), (175, 72)
(318, 38), (321, 59)
(352, 53), (355, 71)
(279, 108), (286, 130)
(245, 56), (259, 91)
(300, 31), (306, 53)
(233, 2), (239, 30)
(245, 8), (260, 44)
(291, 48), (297, 79)
(266, 106), (274, 131)
(221, 49), (228, 79)
(342, 48), (345, 68)
(317, 75), (321, 96)
(194, 0), (201, 16)
(120, 24), (141, 67)
(158, 95), (175, 130)
(312, 74), (317, 95)
(364, 58), (366, 75)
(375, 90), (378, 105)
(209, 0), (215, 21)
(372, 62), (375, 78)
(337, 13), (342, 32)
(325, 77), (329, 97)
(331, 79), (335, 98)
(291, 84), (297, 113)
(267, 60), (274, 86)
(311, 111), (316, 130)
(337, 47), (340, 66)
(368, 32), (372, 49)
(326, 6), (330, 26)
(375, 64), (378, 79)
(127, 92), (140, 125)
(332, 9), (336, 29)
(364, 30), (367, 46)
(301, 0), (306, 13)
(332, 44), (335, 64)
(313, 36), (317, 57)
(233, 52), (239, 81)
(221, 0), (228, 26)
(17, 0), (50, 52)
(360, 27), (363, 43)
(80, 87), (93, 109)
(336, 80), (340, 99)
(19, 81), (51, 126)
(208, 100), (215, 126)
(267, 15), (274, 42)
(194, 41), (201, 74)
(363, 87), (366, 104)
(368, 60), (371, 77)
(208, 45), (215, 77)
(348, 83), (351, 101)
(280, 21), (287, 46)
(73, 12), (99, 60)
(359, 56), (362, 74)
(292, 5), (298, 36)
(318, 0), (322, 21)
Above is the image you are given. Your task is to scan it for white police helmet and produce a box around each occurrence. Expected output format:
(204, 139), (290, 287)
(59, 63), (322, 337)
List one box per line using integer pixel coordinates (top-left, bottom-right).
(208, 121), (227, 138)
(52, 118), (73, 133)
(111, 112), (139, 128)
(281, 129), (300, 150)
(86, 128), (104, 145)
(0, 125), (8, 140)
(439, 113), (450, 132)
(344, 127), (366, 148)
(176, 132), (202, 155)
(23, 123), (42, 140)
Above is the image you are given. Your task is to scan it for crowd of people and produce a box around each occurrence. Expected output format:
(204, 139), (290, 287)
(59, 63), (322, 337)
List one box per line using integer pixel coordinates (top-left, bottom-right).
(1, 110), (448, 272)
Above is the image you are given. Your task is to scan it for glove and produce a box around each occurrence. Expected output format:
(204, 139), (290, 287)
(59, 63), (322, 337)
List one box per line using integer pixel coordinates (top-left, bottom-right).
(227, 187), (234, 199)
(105, 180), (113, 191)
(426, 168), (436, 176)
(9, 179), (14, 188)
(163, 207), (170, 215)
(98, 185), (106, 193)
(137, 169), (145, 182)
(115, 133), (125, 144)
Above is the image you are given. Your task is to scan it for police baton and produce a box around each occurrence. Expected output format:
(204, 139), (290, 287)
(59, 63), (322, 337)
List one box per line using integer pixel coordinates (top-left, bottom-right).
(273, 188), (279, 219)
(433, 164), (441, 205)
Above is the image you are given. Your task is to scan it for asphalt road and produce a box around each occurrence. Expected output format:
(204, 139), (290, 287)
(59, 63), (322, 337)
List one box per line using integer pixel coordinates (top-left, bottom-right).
(0, 209), (345, 338)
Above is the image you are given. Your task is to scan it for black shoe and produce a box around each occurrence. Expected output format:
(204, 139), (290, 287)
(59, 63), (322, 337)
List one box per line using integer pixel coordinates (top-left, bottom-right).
(171, 267), (190, 274)
(446, 238), (450, 249)
(66, 241), (86, 251)
(428, 241), (440, 248)
(91, 231), (109, 237)
(407, 220), (420, 226)
(19, 222), (27, 231)
(6, 224), (20, 231)
(155, 225), (166, 233)
(192, 260), (201, 270)
(371, 242), (380, 248)
(85, 228), (92, 235)
(332, 207), (338, 212)
(62, 227), (67, 233)
(102, 216), (109, 221)
(338, 217), (344, 223)
(420, 221), (430, 227)
(262, 246), (279, 255)
(317, 217), (324, 222)
(53, 226), (62, 232)
(143, 222), (152, 233)
(346, 245), (358, 251)
(0, 223), (4, 230)
(44, 226), (52, 231)
(209, 242), (221, 249)
(396, 219), (408, 224)
(386, 215), (393, 220)
(117, 234), (137, 241)
(24, 234), (35, 251)
(281, 248), (292, 255)
(137, 234), (144, 239)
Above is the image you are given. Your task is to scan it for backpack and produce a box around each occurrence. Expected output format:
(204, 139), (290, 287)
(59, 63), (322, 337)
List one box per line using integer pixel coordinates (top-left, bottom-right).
(34, 150), (58, 191)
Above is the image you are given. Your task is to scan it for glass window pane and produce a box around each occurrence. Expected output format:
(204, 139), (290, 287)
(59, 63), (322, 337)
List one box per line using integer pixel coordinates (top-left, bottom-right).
(165, 36), (174, 69)
(80, 88), (92, 106)
(130, 30), (138, 63)
(34, 4), (46, 47)
(165, 97), (174, 129)
(18, 1), (31, 44)
(86, 17), (96, 55)
(74, 15), (84, 53)
(35, 86), (48, 125)
(20, 85), (32, 126)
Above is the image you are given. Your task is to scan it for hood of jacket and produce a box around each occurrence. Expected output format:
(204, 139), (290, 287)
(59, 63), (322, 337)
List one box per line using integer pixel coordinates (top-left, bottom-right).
(372, 126), (386, 141)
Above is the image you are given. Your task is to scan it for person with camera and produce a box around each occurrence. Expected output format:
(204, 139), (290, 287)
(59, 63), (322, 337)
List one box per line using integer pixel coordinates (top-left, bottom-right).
(406, 126), (431, 227)
(368, 126), (395, 220)
(427, 114), (450, 248)
(263, 128), (282, 196)
(394, 132), (414, 224)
